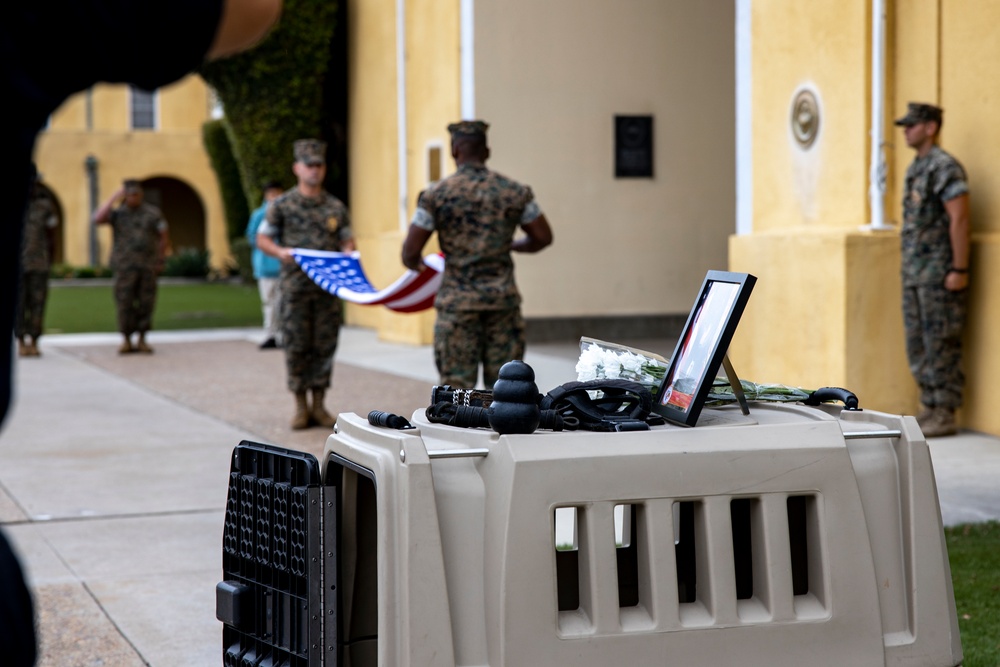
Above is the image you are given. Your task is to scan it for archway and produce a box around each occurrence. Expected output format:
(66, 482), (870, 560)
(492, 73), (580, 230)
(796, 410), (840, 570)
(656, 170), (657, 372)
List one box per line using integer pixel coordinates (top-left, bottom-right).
(141, 177), (206, 256)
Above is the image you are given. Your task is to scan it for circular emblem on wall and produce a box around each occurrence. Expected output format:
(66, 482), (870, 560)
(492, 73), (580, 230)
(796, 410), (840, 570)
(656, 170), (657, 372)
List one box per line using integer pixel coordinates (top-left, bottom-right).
(790, 88), (820, 149)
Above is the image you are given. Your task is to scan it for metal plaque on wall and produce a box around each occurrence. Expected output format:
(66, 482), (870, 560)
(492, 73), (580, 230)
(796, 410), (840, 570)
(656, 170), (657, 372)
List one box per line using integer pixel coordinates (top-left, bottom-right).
(615, 115), (654, 178)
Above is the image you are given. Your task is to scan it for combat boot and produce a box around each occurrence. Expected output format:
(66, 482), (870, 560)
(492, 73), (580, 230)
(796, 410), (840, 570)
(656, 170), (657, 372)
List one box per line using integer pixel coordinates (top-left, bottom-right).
(119, 337), (134, 355)
(17, 338), (29, 357)
(291, 391), (311, 430)
(921, 407), (957, 438)
(135, 334), (153, 354)
(310, 389), (337, 428)
(915, 404), (934, 427)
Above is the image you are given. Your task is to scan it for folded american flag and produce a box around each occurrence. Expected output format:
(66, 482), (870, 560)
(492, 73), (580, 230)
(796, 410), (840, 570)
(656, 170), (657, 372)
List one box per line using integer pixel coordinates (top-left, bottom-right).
(291, 249), (444, 313)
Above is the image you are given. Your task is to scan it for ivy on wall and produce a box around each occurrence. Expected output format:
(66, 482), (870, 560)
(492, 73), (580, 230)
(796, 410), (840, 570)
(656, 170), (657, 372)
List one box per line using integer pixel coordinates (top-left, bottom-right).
(199, 0), (339, 211)
(202, 118), (251, 239)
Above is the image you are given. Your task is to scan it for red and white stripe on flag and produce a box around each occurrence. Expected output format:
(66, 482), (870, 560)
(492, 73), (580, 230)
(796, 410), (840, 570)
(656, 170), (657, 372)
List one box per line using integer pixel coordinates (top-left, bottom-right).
(291, 249), (444, 313)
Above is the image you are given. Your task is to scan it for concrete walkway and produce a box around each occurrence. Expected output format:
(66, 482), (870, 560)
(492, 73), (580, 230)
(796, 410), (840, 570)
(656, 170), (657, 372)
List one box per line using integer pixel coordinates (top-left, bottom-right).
(1, 326), (997, 666)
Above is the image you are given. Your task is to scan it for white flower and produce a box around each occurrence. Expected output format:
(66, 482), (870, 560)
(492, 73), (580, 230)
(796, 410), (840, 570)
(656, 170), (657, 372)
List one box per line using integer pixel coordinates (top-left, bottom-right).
(575, 339), (668, 393)
(574, 343), (603, 381)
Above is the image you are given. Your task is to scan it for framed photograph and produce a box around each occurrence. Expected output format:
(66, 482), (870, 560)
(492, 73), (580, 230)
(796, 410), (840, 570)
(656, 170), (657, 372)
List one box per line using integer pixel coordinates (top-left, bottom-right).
(653, 270), (757, 426)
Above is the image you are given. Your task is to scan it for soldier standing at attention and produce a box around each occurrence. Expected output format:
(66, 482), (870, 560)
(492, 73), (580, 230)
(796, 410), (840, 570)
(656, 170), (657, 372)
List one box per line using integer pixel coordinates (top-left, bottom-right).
(895, 102), (971, 437)
(257, 139), (356, 430)
(401, 120), (553, 389)
(17, 172), (58, 357)
(93, 179), (168, 355)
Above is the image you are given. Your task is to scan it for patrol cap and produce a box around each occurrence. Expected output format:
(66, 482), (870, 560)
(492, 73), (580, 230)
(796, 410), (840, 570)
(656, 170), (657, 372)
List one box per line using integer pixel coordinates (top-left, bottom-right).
(123, 179), (142, 193)
(894, 102), (943, 127)
(447, 120), (489, 138)
(293, 139), (326, 165)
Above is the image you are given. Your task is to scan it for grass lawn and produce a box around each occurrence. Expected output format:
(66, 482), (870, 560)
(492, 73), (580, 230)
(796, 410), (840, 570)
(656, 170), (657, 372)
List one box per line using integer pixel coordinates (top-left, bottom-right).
(947, 521), (1000, 666)
(44, 281), (264, 333)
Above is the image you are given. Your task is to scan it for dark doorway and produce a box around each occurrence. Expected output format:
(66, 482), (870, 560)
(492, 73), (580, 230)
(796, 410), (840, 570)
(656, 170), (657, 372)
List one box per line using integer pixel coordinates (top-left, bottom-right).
(141, 177), (206, 257)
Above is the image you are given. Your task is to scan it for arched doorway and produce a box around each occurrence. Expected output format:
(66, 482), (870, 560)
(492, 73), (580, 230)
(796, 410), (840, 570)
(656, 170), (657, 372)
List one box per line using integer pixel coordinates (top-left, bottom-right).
(141, 177), (206, 256)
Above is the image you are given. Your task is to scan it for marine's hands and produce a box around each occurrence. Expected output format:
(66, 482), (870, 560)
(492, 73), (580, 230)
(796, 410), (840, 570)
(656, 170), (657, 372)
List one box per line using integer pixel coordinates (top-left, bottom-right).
(944, 270), (969, 292)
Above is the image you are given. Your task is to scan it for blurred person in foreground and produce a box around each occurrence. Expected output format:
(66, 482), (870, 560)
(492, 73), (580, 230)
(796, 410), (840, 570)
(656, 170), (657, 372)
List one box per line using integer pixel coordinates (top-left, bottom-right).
(894, 102), (971, 438)
(0, 2), (283, 664)
(17, 171), (58, 358)
(246, 180), (287, 349)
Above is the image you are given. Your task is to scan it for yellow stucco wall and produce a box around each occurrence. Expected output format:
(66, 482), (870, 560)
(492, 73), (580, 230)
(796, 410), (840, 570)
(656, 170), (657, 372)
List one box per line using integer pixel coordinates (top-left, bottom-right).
(729, 229), (914, 415)
(344, 0), (457, 344)
(475, 0), (736, 318)
(34, 75), (229, 271)
(347, 0), (736, 347)
(733, 0), (999, 434)
(938, 1), (1000, 435)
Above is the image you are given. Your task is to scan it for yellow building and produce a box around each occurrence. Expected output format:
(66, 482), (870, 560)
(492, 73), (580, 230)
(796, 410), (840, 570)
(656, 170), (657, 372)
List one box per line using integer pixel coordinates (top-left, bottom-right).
(728, 0), (999, 436)
(345, 0), (738, 345)
(345, 0), (997, 436)
(35, 0), (998, 436)
(34, 76), (228, 271)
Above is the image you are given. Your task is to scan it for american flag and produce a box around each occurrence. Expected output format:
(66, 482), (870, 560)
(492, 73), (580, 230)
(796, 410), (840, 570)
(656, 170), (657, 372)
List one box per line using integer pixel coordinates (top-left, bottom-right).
(291, 249), (444, 313)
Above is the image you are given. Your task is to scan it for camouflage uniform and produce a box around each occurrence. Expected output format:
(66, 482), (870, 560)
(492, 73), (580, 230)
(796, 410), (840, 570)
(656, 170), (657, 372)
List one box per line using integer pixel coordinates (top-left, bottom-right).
(17, 189), (57, 341)
(264, 189), (353, 392)
(413, 154), (540, 389)
(108, 202), (166, 336)
(900, 144), (969, 410)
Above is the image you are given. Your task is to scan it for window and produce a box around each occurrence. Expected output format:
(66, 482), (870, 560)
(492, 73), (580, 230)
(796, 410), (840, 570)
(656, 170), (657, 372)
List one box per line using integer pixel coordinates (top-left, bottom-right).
(130, 86), (157, 130)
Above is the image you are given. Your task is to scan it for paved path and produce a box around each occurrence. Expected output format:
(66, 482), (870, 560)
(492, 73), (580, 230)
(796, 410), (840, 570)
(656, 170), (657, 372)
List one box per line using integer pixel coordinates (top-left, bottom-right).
(1, 326), (997, 666)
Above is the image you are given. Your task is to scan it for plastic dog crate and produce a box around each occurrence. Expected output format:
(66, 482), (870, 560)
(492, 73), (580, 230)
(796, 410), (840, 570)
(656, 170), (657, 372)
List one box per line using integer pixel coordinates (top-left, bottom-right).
(218, 402), (962, 666)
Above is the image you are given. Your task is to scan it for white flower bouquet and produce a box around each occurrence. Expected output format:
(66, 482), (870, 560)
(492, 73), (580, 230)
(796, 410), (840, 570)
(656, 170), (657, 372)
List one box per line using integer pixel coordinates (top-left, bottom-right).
(575, 337), (669, 395)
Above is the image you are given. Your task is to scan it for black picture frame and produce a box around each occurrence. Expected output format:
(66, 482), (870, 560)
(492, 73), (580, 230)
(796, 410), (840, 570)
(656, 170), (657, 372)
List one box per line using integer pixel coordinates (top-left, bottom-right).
(653, 270), (757, 426)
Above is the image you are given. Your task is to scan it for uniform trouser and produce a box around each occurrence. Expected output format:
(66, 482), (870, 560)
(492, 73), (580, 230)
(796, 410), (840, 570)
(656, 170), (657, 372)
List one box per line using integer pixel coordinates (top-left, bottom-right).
(434, 307), (525, 389)
(114, 267), (158, 336)
(281, 278), (341, 392)
(903, 283), (967, 410)
(257, 276), (282, 341)
(16, 270), (49, 340)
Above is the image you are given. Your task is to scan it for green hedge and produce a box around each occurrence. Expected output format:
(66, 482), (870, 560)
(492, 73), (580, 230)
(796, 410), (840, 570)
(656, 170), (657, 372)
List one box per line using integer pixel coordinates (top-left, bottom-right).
(50, 264), (113, 279)
(228, 236), (255, 284)
(199, 0), (338, 208)
(162, 248), (210, 278)
(202, 118), (250, 240)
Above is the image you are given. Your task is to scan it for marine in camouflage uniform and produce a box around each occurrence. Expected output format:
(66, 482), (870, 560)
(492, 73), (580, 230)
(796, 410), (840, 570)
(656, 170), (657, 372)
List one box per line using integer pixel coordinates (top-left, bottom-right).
(17, 181), (58, 357)
(402, 120), (553, 389)
(93, 180), (167, 354)
(895, 102), (971, 437)
(257, 139), (356, 429)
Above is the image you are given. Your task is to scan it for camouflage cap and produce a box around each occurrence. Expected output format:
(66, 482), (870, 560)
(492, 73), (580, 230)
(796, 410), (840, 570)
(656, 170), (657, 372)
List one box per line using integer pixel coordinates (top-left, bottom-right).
(293, 139), (327, 165)
(447, 120), (489, 138)
(123, 179), (142, 193)
(894, 102), (943, 127)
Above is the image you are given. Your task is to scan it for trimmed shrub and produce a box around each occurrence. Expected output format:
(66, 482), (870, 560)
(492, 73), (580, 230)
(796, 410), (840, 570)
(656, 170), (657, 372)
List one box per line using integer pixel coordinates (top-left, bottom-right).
(203, 118), (251, 239)
(228, 236), (255, 284)
(49, 264), (113, 279)
(163, 248), (210, 278)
